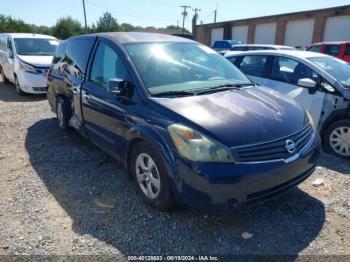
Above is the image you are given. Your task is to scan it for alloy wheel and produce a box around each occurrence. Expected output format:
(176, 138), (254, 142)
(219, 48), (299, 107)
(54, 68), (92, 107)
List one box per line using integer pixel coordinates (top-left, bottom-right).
(135, 153), (161, 199)
(330, 126), (350, 157)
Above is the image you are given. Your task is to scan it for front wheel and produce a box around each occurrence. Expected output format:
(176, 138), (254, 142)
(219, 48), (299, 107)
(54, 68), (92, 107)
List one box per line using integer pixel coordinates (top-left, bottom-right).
(15, 77), (26, 96)
(324, 120), (350, 159)
(130, 142), (173, 210)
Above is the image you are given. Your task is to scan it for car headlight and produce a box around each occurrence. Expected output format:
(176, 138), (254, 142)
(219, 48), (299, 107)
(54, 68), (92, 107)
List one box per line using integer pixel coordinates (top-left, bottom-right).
(168, 123), (235, 163)
(19, 60), (37, 74)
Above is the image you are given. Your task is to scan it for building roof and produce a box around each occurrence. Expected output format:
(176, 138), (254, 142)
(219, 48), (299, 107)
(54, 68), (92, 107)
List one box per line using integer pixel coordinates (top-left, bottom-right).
(198, 4), (350, 27)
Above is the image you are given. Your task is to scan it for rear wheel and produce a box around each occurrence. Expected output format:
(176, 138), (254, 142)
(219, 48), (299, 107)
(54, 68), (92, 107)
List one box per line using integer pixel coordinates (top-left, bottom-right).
(0, 66), (9, 83)
(56, 97), (71, 131)
(130, 142), (173, 210)
(15, 76), (26, 96)
(324, 120), (350, 159)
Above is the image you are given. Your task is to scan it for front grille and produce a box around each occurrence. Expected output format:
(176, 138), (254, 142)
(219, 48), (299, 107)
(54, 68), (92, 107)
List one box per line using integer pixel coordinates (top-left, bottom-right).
(233, 124), (314, 162)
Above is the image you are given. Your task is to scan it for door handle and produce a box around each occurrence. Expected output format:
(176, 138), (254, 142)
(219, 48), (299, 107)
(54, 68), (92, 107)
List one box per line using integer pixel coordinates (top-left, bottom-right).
(82, 92), (91, 100)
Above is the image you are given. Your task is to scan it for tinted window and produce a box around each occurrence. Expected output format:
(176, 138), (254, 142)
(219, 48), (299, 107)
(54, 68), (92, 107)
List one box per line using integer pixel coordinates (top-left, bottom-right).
(65, 38), (95, 74)
(324, 44), (340, 57)
(308, 45), (321, 53)
(237, 55), (268, 77)
(271, 56), (319, 85)
(52, 41), (67, 64)
(90, 42), (128, 88)
(227, 56), (238, 64)
(345, 45), (350, 56)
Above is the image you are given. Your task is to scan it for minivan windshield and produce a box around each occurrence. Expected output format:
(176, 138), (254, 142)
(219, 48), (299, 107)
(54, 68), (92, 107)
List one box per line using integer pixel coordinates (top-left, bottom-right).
(124, 42), (252, 95)
(14, 38), (59, 56)
(309, 56), (350, 87)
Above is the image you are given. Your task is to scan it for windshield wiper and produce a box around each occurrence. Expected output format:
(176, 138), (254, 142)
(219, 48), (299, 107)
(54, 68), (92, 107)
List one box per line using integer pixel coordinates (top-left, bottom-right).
(152, 90), (197, 97)
(195, 83), (253, 94)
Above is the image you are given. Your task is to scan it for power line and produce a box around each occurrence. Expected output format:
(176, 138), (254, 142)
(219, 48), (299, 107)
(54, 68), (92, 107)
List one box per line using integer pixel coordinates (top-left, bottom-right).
(180, 5), (191, 33)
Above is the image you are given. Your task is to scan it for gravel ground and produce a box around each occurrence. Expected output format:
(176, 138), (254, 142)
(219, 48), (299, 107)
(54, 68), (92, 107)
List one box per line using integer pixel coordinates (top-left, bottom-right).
(0, 82), (349, 259)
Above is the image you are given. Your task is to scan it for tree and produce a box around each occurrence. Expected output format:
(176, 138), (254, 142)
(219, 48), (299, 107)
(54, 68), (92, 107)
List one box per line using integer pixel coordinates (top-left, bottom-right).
(119, 23), (134, 32)
(96, 12), (119, 32)
(52, 17), (83, 40)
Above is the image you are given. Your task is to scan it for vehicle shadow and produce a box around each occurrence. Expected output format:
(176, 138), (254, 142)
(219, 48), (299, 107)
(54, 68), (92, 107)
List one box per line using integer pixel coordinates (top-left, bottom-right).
(0, 82), (47, 102)
(25, 118), (326, 256)
(317, 151), (350, 174)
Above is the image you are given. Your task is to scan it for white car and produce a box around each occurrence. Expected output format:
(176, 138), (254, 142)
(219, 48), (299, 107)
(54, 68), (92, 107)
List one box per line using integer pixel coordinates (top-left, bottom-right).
(0, 33), (59, 95)
(225, 50), (350, 159)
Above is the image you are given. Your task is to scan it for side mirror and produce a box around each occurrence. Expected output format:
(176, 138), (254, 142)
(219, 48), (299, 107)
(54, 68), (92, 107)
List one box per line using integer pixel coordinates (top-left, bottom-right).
(298, 78), (318, 94)
(298, 78), (316, 88)
(6, 49), (13, 59)
(107, 78), (129, 95)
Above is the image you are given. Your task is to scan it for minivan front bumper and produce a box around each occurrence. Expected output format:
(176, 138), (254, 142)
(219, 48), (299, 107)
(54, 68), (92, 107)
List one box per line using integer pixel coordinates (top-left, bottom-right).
(173, 134), (320, 209)
(17, 70), (47, 94)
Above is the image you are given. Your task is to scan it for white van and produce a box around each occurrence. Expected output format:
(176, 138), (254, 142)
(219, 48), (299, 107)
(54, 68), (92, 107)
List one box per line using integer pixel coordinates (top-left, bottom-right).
(0, 33), (59, 95)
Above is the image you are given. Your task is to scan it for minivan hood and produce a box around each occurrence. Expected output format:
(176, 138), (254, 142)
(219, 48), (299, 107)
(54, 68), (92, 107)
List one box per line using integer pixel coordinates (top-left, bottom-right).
(17, 55), (53, 67)
(153, 86), (308, 147)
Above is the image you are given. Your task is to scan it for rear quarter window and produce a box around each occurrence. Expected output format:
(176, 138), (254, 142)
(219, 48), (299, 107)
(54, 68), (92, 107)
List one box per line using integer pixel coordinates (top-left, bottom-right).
(65, 38), (96, 74)
(237, 55), (268, 77)
(345, 45), (350, 56)
(308, 45), (321, 53)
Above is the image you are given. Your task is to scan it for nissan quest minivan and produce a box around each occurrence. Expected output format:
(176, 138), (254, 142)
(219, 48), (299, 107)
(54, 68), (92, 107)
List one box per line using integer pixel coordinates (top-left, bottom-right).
(47, 33), (319, 210)
(0, 33), (59, 95)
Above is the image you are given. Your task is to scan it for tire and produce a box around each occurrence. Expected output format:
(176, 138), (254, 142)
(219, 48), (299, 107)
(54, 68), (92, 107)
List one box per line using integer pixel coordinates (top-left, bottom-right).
(56, 96), (72, 131)
(130, 141), (173, 210)
(0, 66), (9, 83)
(324, 120), (350, 159)
(15, 76), (26, 96)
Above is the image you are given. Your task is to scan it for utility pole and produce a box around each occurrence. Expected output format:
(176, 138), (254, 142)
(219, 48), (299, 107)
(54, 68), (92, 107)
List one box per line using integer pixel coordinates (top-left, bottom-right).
(82, 0), (88, 30)
(180, 5), (191, 33)
(193, 7), (201, 21)
(192, 8), (201, 37)
(214, 3), (217, 23)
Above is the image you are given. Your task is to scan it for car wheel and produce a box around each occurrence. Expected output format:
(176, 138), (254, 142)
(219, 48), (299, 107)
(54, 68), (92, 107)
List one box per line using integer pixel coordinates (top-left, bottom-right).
(0, 66), (9, 83)
(324, 120), (350, 159)
(130, 141), (173, 210)
(15, 77), (26, 96)
(56, 97), (71, 131)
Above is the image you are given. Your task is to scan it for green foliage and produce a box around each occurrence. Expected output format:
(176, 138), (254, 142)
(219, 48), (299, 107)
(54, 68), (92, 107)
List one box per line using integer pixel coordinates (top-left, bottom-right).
(0, 13), (192, 39)
(95, 12), (119, 32)
(52, 17), (83, 40)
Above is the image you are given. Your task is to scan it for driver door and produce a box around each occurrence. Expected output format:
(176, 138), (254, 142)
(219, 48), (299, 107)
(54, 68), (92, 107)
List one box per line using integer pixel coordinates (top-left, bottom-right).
(264, 56), (325, 127)
(3, 37), (14, 82)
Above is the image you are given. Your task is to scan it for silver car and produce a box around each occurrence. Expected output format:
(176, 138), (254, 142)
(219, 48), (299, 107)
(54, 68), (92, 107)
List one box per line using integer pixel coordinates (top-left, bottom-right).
(226, 50), (350, 159)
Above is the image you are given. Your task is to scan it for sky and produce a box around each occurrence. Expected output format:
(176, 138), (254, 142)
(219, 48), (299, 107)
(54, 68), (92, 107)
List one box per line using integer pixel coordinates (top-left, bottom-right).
(1, 0), (350, 31)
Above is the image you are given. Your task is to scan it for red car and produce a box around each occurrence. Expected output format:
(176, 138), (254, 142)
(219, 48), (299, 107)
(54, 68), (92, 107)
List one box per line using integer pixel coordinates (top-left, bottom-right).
(307, 41), (350, 62)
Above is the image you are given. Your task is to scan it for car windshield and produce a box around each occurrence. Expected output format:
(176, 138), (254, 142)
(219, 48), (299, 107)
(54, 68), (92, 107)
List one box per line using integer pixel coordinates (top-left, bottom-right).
(14, 38), (59, 56)
(309, 56), (350, 87)
(124, 42), (252, 94)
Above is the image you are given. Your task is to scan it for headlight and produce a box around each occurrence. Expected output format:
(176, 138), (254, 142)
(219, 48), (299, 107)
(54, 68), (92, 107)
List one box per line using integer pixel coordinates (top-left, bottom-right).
(19, 60), (37, 74)
(168, 124), (235, 163)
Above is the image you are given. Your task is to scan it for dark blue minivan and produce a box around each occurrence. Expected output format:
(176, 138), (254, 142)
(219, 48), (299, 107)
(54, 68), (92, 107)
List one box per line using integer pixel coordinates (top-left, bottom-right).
(47, 33), (319, 210)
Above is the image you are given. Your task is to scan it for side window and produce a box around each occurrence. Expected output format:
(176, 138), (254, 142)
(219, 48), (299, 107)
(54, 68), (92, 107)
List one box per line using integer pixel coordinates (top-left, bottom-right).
(65, 38), (95, 75)
(231, 46), (245, 51)
(227, 56), (238, 65)
(52, 41), (67, 64)
(345, 45), (350, 56)
(324, 45), (340, 57)
(237, 55), (268, 77)
(271, 56), (319, 85)
(90, 42), (128, 89)
(7, 37), (13, 51)
(308, 45), (321, 53)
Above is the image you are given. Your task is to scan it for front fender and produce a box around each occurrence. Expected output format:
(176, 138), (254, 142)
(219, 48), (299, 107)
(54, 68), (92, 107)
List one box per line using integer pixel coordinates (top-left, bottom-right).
(125, 125), (183, 194)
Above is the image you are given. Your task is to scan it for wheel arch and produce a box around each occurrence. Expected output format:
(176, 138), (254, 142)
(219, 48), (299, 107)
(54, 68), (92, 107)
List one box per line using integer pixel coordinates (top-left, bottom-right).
(320, 109), (350, 143)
